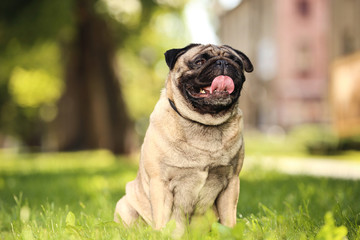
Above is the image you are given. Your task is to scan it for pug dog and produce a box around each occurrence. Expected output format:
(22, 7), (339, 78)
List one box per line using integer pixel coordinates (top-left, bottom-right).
(114, 44), (253, 235)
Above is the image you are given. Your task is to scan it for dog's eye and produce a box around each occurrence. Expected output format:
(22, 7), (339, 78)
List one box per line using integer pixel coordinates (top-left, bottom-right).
(195, 59), (206, 66)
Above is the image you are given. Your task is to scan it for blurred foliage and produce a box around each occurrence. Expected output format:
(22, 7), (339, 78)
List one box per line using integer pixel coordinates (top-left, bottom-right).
(9, 67), (63, 108)
(0, 0), (190, 147)
(0, 0), (70, 144)
(0, 0), (74, 47)
(0, 40), (64, 141)
(118, 7), (190, 139)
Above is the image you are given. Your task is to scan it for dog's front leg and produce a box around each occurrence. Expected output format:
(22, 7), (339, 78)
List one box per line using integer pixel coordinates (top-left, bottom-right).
(149, 177), (173, 229)
(216, 176), (240, 227)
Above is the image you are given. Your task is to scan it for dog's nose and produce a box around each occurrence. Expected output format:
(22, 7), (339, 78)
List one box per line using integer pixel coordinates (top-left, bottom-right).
(216, 59), (228, 68)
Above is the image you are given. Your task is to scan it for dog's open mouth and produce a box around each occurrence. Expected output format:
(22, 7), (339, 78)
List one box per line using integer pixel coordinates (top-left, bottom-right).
(190, 75), (235, 98)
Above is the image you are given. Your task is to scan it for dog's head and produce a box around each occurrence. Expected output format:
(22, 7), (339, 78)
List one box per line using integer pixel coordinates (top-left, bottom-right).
(165, 44), (253, 125)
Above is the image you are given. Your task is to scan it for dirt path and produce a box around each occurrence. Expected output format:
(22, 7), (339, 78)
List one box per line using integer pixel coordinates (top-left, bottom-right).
(244, 156), (360, 180)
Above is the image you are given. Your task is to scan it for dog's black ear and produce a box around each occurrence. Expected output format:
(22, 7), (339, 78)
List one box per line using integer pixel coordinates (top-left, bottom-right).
(224, 45), (254, 73)
(164, 43), (200, 70)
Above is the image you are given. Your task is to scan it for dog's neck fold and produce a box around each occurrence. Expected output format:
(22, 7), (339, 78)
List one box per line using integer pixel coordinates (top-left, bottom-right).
(168, 98), (203, 125)
(168, 98), (182, 118)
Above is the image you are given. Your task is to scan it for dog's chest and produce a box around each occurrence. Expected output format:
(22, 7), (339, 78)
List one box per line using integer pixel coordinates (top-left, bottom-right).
(160, 125), (242, 168)
(163, 164), (233, 214)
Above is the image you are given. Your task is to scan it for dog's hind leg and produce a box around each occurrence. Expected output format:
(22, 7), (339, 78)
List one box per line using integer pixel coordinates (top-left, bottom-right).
(114, 196), (139, 226)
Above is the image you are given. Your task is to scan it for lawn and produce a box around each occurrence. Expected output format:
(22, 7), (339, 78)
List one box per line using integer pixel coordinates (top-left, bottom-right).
(244, 128), (360, 161)
(0, 150), (359, 239)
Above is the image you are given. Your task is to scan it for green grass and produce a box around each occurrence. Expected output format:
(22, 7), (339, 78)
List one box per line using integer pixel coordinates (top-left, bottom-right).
(244, 128), (360, 161)
(0, 150), (359, 239)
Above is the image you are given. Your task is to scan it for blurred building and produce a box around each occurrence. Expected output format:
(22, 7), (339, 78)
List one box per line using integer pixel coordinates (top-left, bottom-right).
(218, 0), (360, 130)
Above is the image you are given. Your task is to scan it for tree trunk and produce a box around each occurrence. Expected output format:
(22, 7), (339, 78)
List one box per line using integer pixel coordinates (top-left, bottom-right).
(54, 0), (133, 154)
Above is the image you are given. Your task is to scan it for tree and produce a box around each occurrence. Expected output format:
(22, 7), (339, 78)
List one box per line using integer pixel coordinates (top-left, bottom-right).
(54, 0), (133, 154)
(0, 0), (188, 153)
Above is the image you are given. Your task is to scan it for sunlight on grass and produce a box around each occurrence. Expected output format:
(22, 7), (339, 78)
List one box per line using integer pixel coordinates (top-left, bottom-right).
(0, 151), (359, 239)
(245, 127), (360, 161)
(0, 150), (117, 173)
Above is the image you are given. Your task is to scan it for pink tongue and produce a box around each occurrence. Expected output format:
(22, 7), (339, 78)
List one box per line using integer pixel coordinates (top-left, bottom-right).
(210, 75), (235, 94)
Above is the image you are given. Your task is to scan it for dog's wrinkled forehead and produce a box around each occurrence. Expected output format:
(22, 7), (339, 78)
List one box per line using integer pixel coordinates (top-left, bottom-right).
(165, 44), (229, 70)
(182, 44), (233, 61)
(165, 44), (253, 73)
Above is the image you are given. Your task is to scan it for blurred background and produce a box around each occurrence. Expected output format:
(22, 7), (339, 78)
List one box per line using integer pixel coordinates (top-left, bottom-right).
(0, 0), (360, 157)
